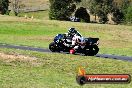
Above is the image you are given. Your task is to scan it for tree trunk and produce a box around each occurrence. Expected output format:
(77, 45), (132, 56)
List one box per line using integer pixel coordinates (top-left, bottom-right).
(95, 14), (97, 21)
(14, 11), (18, 16)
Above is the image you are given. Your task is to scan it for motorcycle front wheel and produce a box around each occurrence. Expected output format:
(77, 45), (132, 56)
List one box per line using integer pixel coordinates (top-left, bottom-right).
(49, 42), (57, 52)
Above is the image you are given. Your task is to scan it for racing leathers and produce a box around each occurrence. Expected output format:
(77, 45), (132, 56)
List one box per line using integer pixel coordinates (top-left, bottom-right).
(71, 34), (86, 51)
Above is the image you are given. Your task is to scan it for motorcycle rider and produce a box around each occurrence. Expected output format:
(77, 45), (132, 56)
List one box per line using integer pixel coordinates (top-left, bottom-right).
(67, 28), (82, 37)
(70, 34), (86, 54)
(63, 27), (82, 47)
(63, 27), (85, 54)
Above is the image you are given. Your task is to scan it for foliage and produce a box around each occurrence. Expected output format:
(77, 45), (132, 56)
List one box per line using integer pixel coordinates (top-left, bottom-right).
(112, 9), (124, 23)
(11, 0), (22, 16)
(75, 7), (90, 22)
(49, 0), (81, 20)
(125, 6), (132, 23)
(81, 0), (131, 24)
(0, 0), (9, 14)
(111, 0), (131, 23)
(88, 0), (114, 23)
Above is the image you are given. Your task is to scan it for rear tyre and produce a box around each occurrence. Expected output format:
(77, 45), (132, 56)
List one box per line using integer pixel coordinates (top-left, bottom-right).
(49, 42), (57, 52)
(84, 45), (99, 56)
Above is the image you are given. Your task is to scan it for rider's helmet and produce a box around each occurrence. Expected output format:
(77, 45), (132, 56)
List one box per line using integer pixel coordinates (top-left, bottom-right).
(80, 37), (85, 42)
(68, 28), (77, 37)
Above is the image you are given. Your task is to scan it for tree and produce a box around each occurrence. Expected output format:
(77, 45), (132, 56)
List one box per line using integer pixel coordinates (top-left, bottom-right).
(0, 0), (9, 15)
(79, 0), (131, 24)
(81, 0), (130, 23)
(88, 0), (100, 21)
(125, 6), (132, 23)
(89, 0), (114, 23)
(111, 0), (130, 23)
(75, 7), (90, 22)
(110, 9), (124, 23)
(11, 0), (21, 16)
(49, 0), (81, 20)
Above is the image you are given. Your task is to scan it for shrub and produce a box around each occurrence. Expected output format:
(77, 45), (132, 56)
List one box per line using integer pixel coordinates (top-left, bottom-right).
(49, 0), (81, 20)
(0, 0), (9, 15)
(75, 7), (90, 23)
(125, 6), (132, 23)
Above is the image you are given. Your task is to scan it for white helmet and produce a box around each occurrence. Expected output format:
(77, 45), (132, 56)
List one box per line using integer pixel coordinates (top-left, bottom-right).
(80, 37), (85, 42)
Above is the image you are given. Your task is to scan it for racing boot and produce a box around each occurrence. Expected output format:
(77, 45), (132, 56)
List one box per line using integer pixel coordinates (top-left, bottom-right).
(70, 48), (75, 54)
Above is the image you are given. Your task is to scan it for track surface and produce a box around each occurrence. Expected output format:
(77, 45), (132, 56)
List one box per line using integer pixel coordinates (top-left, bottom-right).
(0, 43), (132, 62)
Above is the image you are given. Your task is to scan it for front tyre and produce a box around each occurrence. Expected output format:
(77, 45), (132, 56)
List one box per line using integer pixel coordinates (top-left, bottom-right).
(84, 45), (99, 56)
(49, 42), (57, 52)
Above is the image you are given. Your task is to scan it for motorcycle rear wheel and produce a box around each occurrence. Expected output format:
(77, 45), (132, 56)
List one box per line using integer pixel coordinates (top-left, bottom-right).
(84, 45), (99, 56)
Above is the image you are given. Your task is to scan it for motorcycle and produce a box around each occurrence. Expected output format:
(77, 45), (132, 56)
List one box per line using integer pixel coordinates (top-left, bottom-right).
(49, 34), (99, 56)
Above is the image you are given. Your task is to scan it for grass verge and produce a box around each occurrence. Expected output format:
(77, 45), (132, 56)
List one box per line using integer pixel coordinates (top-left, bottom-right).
(0, 48), (132, 88)
(0, 15), (132, 56)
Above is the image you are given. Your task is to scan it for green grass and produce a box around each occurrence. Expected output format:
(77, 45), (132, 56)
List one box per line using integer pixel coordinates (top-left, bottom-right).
(0, 15), (132, 87)
(0, 15), (132, 56)
(9, 0), (49, 19)
(9, 10), (49, 20)
(0, 48), (132, 88)
(20, 0), (49, 7)
(0, 21), (65, 48)
(18, 10), (49, 20)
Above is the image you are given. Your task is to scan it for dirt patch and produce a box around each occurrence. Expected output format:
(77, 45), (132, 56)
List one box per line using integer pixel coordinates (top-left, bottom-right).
(100, 40), (132, 48)
(0, 53), (37, 63)
(27, 36), (53, 41)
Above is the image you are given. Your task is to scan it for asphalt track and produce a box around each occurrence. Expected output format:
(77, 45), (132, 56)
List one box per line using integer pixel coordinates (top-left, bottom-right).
(0, 43), (132, 62)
